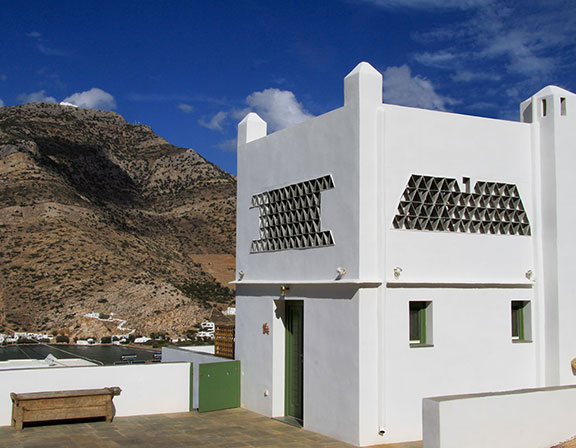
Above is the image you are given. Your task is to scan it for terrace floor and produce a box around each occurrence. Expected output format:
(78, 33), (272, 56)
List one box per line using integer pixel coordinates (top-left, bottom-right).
(0, 408), (423, 448)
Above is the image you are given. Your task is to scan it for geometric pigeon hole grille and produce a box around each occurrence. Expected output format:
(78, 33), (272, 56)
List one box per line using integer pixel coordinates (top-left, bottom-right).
(250, 174), (335, 253)
(392, 174), (531, 236)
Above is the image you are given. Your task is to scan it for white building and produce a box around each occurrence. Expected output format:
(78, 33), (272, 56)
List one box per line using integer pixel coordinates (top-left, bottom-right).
(233, 62), (576, 446)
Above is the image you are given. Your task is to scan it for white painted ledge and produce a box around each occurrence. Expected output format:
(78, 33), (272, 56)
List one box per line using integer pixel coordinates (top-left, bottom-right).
(230, 279), (382, 287)
(231, 279), (532, 288)
(387, 281), (533, 289)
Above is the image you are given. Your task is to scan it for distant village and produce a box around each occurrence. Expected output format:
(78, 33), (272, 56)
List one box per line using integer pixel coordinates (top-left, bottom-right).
(0, 307), (235, 347)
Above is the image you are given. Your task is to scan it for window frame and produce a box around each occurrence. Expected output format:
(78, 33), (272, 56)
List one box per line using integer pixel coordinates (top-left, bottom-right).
(511, 300), (532, 343)
(409, 301), (433, 347)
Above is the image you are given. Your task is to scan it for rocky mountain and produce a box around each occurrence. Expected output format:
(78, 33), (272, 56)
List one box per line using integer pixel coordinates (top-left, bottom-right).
(0, 103), (236, 338)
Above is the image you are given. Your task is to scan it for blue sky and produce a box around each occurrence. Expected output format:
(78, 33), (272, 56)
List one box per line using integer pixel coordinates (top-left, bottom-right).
(0, 0), (574, 175)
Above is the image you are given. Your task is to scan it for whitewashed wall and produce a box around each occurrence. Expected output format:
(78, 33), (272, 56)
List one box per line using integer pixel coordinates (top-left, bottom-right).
(383, 105), (534, 284)
(0, 363), (190, 427)
(423, 385), (576, 448)
(378, 87), (539, 443)
(381, 288), (536, 442)
(236, 63), (383, 284)
(236, 284), (380, 447)
(235, 286), (281, 417)
(236, 106), (360, 282)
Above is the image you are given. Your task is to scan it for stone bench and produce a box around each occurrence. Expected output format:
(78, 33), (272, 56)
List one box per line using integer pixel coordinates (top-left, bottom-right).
(11, 387), (122, 430)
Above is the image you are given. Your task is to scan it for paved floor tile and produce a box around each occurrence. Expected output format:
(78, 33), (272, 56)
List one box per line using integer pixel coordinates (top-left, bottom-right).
(0, 408), (423, 448)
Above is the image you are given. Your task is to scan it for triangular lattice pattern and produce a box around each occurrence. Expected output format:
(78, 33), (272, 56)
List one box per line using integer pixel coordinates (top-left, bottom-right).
(393, 175), (531, 236)
(250, 175), (335, 253)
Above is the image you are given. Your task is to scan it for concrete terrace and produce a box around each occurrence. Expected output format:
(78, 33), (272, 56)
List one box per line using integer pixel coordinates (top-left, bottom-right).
(0, 408), (422, 448)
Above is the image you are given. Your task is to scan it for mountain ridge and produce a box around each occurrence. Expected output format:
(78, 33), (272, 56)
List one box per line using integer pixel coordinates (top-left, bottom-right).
(0, 103), (236, 338)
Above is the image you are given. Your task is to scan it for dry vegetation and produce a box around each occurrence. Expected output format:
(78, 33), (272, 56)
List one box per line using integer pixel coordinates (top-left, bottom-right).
(553, 436), (576, 448)
(0, 103), (236, 338)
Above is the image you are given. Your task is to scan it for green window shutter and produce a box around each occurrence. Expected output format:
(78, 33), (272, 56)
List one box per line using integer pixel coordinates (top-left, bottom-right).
(419, 307), (427, 345)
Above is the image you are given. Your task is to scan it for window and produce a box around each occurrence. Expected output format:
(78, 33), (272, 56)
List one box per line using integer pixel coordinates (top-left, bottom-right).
(410, 301), (432, 346)
(511, 301), (531, 342)
(561, 97), (567, 116)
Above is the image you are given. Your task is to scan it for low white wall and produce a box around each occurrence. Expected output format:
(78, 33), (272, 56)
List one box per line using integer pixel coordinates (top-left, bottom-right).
(384, 287), (537, 442)
(162, 346), (229, 409)
(0, 362), (191, 427)
(423, 385), (576, 448)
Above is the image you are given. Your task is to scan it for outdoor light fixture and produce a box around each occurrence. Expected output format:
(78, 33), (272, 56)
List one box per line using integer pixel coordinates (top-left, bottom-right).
(336, 267), (347, 280)
(525, 270), (534, 281)
(280, 285), (290, 297)
(238, 270), (245, 281)
(393, 267), (403, 279)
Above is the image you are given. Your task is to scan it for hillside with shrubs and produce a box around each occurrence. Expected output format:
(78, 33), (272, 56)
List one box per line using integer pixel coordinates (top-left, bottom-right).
(0, 103), (236, 338)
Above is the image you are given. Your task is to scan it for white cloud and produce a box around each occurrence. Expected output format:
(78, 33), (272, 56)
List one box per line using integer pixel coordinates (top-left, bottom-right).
(413, 51), (458, 67)
(0, 98), (4, 107)
(356, 0), (490, 10)
(0, 74), (6, 81)
(450, 71), (501, 83)
(199, 111), (228, 131)
(177, 103), (194, 113)
(478, 29), (555, 76)
(467, 101), (498, 111)
(62, 88), (116, 110)
(382, 65), (457, 111)
(246, 88), (313, 132)
(412, 2), (575, 81)
(18, 90), (57, 104)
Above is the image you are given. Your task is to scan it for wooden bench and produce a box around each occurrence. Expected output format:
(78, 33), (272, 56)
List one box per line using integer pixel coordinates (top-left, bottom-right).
(10, 387), (121, 430)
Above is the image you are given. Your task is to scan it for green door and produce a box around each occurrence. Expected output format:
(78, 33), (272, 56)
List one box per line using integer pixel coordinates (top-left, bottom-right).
(198, 360), (241, 412)
(285, 301), (304, 421)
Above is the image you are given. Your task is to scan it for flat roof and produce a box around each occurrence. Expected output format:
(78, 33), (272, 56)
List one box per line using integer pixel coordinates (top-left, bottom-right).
(0, 358), (97, 370)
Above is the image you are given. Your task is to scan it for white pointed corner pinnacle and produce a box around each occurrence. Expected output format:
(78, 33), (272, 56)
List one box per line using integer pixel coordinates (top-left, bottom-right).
(238, 112), (267, 146)
(344, 61), (383, 108)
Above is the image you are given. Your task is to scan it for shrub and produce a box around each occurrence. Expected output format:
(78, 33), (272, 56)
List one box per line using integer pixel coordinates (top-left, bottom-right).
(55, 335), (69, 343)
(101, 336), (111, 344)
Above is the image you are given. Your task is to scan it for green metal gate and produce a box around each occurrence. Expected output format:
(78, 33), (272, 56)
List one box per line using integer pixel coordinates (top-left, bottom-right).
(198, 360), (241, 412)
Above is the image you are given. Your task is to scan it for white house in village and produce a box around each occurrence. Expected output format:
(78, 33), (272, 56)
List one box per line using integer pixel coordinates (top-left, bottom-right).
(233, 62), (576, 446)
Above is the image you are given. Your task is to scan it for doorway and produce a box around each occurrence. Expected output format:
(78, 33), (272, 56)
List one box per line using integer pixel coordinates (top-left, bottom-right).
(285, 300), (303, 423)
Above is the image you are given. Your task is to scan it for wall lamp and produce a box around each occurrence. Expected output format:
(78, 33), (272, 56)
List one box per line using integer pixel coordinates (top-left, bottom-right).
(336, 267), (347, 280)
